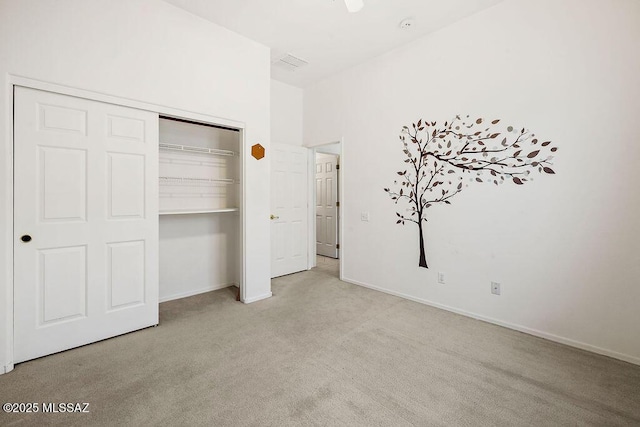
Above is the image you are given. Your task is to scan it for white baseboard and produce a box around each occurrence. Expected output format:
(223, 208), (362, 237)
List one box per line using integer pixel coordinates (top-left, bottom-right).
(242, 292), (272, 304)
(159, 283), (236, 303)
(2, 364), (14, 374)
(342, 276), (640, 367)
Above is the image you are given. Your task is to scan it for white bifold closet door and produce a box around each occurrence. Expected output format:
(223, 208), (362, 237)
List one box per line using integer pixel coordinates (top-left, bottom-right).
(13, 87), (159, 363)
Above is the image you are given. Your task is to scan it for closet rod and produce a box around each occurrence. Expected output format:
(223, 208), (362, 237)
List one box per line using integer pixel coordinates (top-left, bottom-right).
(160, 115), (240, 132)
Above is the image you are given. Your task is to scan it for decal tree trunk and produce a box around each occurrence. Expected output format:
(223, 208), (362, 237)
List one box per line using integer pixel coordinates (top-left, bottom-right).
(418, 221), (427, 268)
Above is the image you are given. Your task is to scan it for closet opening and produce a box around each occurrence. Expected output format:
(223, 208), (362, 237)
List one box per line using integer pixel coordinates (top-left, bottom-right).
(158, 116), (243, 302)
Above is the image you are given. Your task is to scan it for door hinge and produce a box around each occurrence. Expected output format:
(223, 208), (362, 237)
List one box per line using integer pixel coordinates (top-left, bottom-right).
(336, 201), (340, 207)
(336, 164), (340, 170)
(336, 244), (340, 249)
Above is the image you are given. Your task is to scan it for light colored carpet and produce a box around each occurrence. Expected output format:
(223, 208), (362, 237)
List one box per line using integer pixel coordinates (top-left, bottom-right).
(315, 255), (339, 278)
(1, 268), (639, 426)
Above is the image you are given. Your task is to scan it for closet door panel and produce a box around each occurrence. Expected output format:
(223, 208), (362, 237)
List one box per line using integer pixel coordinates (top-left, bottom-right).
(107, 152), (145, 219)
(107, 240), (146, 310)
(39, 146), (88, 222)
(38, 245), (87, 324)
(107, 115), (146, 142)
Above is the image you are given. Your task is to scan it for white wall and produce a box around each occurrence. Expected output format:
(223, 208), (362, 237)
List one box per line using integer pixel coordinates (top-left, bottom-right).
(304, 0), (640, 364)
(0, 0), (271, 373)
(315, 142), (341, 155)
(159, 214), (239, 301)
(271, 80), (304, 146)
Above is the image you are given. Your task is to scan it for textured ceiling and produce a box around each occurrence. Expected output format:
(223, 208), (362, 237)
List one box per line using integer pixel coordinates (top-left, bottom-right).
(162, 0), (504, 87)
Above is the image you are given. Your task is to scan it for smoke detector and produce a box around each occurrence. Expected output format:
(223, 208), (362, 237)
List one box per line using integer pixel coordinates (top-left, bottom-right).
(271, 53), (309, 72)
(399, 18), (414, 29)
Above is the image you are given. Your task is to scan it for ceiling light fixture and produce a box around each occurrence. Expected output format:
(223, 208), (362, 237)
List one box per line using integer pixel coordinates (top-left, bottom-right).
(344, 0), (364, 13)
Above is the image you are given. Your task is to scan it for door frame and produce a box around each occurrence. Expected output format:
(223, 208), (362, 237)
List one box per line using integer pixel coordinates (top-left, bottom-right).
(307, 139), (344, 280)
(2, 75), (246, 374)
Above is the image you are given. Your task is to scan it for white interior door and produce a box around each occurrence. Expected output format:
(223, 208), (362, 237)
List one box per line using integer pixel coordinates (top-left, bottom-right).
(13, 86), (159, 363)
(271, 144), (308, 278)
(316, 153), (339, 258)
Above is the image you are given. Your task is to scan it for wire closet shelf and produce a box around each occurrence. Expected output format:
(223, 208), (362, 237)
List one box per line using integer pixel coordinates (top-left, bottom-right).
(159, 176), (237, 186)
(159, 142), (237, 157)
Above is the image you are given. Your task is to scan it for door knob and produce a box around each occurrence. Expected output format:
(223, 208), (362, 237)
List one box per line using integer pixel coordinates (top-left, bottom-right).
(21, 235), (32, 242)
(270, 214), (279, 220)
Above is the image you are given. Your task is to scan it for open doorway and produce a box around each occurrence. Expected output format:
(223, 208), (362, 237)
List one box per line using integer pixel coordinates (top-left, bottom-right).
(313, 142), (341, 279)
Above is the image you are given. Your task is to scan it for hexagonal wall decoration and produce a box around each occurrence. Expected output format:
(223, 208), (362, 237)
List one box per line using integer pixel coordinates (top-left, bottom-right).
(251, 143), (265, 160)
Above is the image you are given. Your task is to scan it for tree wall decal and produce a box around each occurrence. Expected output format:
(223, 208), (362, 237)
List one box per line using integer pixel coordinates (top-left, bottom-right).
(384, 115), (557, 268)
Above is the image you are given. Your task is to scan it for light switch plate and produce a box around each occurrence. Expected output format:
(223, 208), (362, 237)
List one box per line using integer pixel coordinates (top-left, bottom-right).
(491, 282), (501, 295)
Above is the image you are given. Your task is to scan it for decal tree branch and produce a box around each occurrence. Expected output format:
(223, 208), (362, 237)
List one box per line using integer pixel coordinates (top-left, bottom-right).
(384, 115), (557, 268)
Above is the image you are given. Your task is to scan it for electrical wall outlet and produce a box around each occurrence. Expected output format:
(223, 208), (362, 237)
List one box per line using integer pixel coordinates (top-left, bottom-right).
(491, 281), (501, 295)
(361, 212), (370, 221)
(438, 272), (445, 284)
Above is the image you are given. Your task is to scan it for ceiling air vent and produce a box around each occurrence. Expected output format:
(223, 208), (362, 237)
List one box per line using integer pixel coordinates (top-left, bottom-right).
(272, 53), (309, 72)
